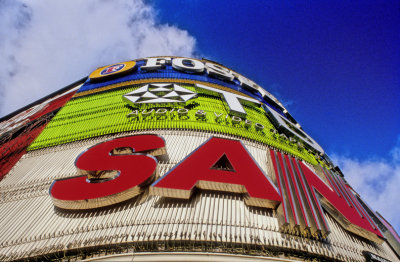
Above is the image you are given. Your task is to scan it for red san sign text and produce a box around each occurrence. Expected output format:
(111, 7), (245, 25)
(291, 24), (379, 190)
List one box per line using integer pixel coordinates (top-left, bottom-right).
(50, 135), (383, 243)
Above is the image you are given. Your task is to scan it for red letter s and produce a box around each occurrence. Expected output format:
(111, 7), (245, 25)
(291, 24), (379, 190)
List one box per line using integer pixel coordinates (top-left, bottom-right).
(50, 135), (167, 210)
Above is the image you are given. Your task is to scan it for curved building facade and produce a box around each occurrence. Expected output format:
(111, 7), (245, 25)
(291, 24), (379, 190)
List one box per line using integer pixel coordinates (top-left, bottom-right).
(0, 57), (399, 261)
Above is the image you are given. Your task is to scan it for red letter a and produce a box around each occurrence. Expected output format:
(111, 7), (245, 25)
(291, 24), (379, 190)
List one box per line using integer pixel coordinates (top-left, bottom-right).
(151, 137), (281, 208)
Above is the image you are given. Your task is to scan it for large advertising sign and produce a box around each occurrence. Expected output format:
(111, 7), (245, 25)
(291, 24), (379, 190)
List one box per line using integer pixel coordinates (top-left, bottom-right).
(0, 89), (77, 180)
(26, 57), (381, 242)
(29, 59), (323, 165)
(0, 57), (397, 261)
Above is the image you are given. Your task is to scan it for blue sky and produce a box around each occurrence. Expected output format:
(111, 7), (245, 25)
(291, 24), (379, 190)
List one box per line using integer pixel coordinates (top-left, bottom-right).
(0, 0), (399, 233)
(153, 0), (399, 160)
(152, 1), (400, 233)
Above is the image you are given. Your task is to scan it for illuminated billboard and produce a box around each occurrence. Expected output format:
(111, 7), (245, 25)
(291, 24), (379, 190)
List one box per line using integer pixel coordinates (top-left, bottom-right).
(0, 57), (398, 262)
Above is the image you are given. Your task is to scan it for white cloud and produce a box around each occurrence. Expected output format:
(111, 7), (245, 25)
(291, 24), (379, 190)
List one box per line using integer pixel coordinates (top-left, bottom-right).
(0, 0), (196, 117)
(331, 135), (400, 234)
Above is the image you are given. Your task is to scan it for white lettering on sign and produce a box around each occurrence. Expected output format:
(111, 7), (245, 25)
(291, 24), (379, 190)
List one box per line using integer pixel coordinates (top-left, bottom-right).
(172, 58), (205, 73)
(141, 57), (172, 71)
(196, 83), (261, 117)
(91, 57), (325, 155)
(205, 62), (234, 81)
(263, 104), (324, 154)
(126, 108), (265, 131)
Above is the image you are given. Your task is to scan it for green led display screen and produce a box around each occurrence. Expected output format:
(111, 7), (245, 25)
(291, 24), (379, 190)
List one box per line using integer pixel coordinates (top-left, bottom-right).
(28, 83), (317, 164)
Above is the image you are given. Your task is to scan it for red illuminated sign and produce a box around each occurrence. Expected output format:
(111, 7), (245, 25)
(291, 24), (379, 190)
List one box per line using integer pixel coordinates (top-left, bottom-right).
(50, 135), (166, 210)
(151, 137), (281, 209)
(49, 135), (383, 243)
(270, 149), (383, 242)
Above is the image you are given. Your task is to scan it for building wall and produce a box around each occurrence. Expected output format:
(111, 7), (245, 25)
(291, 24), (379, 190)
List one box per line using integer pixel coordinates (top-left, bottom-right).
(0, 57), (397, 261)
